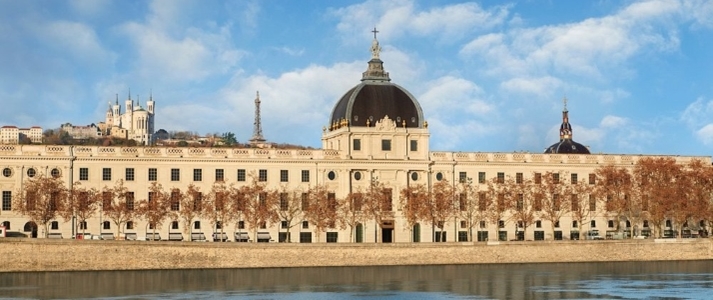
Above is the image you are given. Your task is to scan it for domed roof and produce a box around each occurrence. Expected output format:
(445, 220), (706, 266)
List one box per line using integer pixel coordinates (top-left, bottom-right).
(331, 82), (423, 128)
(545, 139), (590, 154)
(329, 29), (424, 129)
(544, 98), (590, 154)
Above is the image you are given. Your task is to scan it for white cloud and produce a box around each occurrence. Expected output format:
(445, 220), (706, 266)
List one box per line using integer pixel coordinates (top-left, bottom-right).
(600, 115), (629, 128)
(499, 76), (562, 99)
(696, 124), (713, 146)
(330, 0), (510, 43)
(120, 3), (245, 83)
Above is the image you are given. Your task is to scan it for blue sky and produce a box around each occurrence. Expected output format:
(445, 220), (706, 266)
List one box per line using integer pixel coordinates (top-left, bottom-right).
(1, 0), (712, 155)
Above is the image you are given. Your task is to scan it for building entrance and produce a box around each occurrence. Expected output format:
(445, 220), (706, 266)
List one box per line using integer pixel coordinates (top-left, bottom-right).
(381, 220), (394, 243)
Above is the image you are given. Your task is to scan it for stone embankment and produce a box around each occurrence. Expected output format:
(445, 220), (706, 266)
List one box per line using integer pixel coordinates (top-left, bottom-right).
(1, 238), (711, 272)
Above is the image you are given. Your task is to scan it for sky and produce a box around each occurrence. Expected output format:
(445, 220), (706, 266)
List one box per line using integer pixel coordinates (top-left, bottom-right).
(1, 0), (712, 156)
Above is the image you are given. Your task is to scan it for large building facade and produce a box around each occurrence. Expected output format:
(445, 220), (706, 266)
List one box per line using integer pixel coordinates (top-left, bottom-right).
(0, 35), (709, 243)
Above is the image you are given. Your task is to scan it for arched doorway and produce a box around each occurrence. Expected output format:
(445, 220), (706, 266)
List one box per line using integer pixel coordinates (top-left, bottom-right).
(23, 221), (37, 238)
(355, 223), (363, 243)
(413, 223), (421, 242)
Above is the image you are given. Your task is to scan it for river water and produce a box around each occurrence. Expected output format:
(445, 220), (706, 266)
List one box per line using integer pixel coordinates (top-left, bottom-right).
(1, 260), (712, 299)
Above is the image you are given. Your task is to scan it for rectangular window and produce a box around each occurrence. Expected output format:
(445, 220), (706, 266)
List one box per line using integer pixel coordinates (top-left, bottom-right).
(589, 173), (596, 185)
(148, 168), (157, 181)
(259, 169), (267, 182)
(2, 191), (11, 211)
(534, 173), (542, 184)
(171, 168), (180, 181)
(459, 172), (467, 183)
(516, 194), (524, 210)
(410, 140), (418, 152)
(103, 221), (110, 230)
(238, 221), (245, 229)
(571, 194), (579, 211)
(553, 194), (560, 211)
(589, 195), (596, 211)
(194, 221), (201, 230)
(553, 173), (560, 184)
(193, 169), (202, 181)
(102, 191), (112, 210)
(534, 194), (542, 211)
(171, 190), (180, 211)
(516, 173), (523, 184)
(459, 193), (466, 211)
(478, 172), (486, 184)
(571, 173), (578, 184)
(125, 168), (134, 181)
(280, 170), (288, 182)
(353, 139), (361, 151)
(215, 169), (224, 182)
(301, 193), (309, 210)
(237, 169), (246, 182)
(301, 170), (309, 182)
(300, 232), (312, 243)
(102, 168), (111, 181)
(302, 220), (309, 229)
(478, 192), (487, 211)
(497, 172), (505, 183)
(326, 232), (338, 243)
(79, 168), (89, 181)
(381, 139), (391, 151)
(126, 192), (134, 210)
(171, 221), (179, 230)
(280, 193), (288, 211)
(79, 221), (87, 230)
(381, 189), (393, 211)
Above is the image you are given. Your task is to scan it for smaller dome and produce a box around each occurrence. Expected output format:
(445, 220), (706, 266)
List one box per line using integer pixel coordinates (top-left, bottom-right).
(545, 139), (590, 154)
(544, 97), (590, 154)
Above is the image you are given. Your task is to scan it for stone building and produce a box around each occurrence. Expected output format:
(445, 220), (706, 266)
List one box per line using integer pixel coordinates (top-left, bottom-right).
(0, 126), (43, 144)
(0, 34), (708, 243)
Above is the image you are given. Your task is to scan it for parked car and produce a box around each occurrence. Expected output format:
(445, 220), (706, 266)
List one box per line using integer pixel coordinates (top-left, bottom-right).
(584, 230), (604, 240)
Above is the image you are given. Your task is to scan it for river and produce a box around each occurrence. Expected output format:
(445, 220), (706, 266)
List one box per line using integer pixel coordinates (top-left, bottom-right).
(1, 260), (712, 299)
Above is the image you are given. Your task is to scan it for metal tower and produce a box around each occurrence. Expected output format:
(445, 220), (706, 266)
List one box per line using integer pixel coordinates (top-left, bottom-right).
(249, 91), (266, 146)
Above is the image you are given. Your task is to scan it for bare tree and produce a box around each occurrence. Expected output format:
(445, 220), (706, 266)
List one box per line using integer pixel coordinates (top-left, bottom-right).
(685, 159), (713, 237)
(595, 165), (634, 236)
(137, 182), (172, 239)
(241, 179), (279, 241)
(569, 180), (594, 239)
(179, 184), (203, 236)
(102, 179), (138, 238)
(274, 186), (304, 243)
(13, 174), (70, 238)
(69, 182), (101, 238)
(535, 172), (570, 240)
(362, 178), (394, 243)
(302, 184), (339, 242)
(485, 177), (512, 241)
(340, 187), (368, 243)
(399, 184), (428, 241)
(419, 180), (455, 242)
(508, 176), (538, 241)
(205, 181), (232, 239)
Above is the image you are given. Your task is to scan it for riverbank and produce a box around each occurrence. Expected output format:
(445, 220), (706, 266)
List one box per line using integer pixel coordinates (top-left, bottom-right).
(1, 238), (711, 272)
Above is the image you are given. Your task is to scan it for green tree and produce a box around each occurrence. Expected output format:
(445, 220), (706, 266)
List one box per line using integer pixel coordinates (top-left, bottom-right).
(221, 132), (238, 146)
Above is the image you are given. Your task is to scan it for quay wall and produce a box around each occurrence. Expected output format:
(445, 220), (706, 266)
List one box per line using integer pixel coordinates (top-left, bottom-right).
(1, 239), (711, 272)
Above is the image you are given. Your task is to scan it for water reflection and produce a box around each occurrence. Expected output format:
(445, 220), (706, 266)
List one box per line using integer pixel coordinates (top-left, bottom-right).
(1, 261), (712, 299)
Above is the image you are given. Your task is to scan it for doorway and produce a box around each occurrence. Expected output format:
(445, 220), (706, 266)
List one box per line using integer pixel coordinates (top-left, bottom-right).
(381, 220), (394, 243)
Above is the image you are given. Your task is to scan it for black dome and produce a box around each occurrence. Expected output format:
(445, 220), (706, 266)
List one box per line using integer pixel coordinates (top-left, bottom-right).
(544, 99), (590, 154)
(545, 139), (591, 154)
(330, 82), (423, 128)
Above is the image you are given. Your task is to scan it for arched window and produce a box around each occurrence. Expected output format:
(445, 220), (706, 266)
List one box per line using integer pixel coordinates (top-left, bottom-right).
(2, 221), (10, 230)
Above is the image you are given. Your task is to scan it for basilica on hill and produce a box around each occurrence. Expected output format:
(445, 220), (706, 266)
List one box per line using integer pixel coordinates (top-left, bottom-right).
(0, 31), (708, 243)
